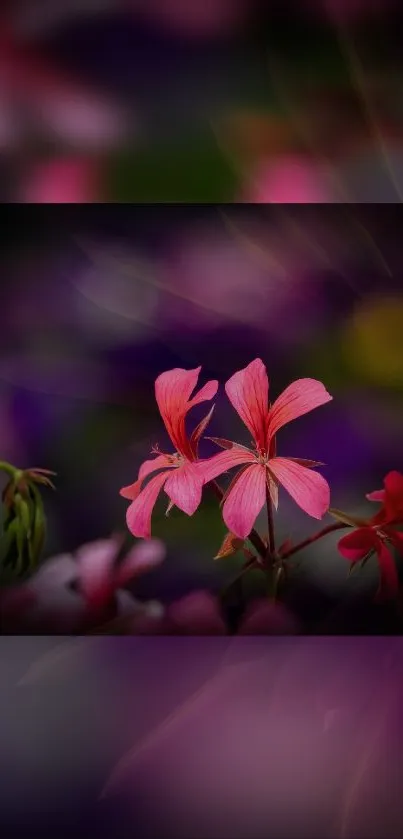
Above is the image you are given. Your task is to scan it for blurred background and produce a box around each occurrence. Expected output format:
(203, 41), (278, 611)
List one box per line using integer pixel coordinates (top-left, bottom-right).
(2, 0), (403, 201)
(1, 203), (403, 631)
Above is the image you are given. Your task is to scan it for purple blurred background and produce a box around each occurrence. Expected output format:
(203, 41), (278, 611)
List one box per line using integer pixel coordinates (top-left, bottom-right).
(1, 204), (403, 632)
(1, 0), (403, 201)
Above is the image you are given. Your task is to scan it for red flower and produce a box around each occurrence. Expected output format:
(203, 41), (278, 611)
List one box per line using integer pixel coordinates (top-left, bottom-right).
(197, 359), (332, 540)
(338, 524), (403, 602)
(120, 367), (218, 538)
(366, 471), (403, 525)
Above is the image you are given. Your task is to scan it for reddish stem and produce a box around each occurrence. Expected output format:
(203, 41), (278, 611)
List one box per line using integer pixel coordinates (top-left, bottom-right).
(282, 521), (348, 559)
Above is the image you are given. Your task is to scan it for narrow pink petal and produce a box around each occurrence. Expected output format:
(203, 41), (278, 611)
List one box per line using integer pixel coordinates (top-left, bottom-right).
(195, 445), (256, 485)
(168, 591), (226, 635)
(126, 471), (169, 539)
(190, 404), (215, 453)
(76, 538), (120, 608)
(268, 457), (330, 519)
(154, 366), (202, 455)
(225, 358), (269, 449)
(138, 454), (175, 481)
(120, 479), (142, 501)
(375, 541), (399, 602)
(164, 462), (204, 516)
(115, 539), (166, 587)
(222, 463), (266, 540)
(366, 489), (386, 502)
(337, 528), (378, 561)
(188, 379), (219, 408)
(268, 378), (332, 439)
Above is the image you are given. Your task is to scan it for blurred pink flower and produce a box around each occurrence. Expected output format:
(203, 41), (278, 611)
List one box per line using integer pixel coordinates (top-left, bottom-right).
(136, 0), (251, 38)
(0, 536), (165, 632)
(128, 589), (299, 635)
(21, 157), (98, 203)
(120, 366), (218, 538)
(244, 156), (331, 204)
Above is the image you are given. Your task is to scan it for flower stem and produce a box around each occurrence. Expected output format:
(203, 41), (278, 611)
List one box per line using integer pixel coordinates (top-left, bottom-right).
(210, 480), (267, 561)
(266, 484), (276, 557)
(282, 521), (348, 559)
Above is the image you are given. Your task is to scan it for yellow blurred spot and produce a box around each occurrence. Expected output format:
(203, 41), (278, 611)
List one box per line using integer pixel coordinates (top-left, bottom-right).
(343, 297), (403, 387)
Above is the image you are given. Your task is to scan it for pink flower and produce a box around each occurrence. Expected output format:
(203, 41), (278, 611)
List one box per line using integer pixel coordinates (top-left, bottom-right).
(0, 537), (165, 632)
(197, 359), (332, 540)
(338, 524), (402, 603)
(120, 366), (218, 538)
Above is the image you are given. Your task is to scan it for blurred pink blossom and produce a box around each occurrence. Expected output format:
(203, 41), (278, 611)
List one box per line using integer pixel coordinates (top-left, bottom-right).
(244, 156), (332, 203)
(135, 0), (251, 38)
(0, 536), (165, 632)
(21, 158), (98, 203)
(129, 589), (299, 635)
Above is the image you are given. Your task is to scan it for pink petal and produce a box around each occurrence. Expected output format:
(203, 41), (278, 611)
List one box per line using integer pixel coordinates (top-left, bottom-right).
(337, 528), (378, 562)
(375, 541), (399, 602)
(222, 463), (266, 540)
(120, 455), (175, 500)
(138, 454), (176, 481)
(76, 538), (120, 608)
(115, 539), (166, 587)
(366, 489), (386, 502)
(268, 378), (332, 440)
(155, 366), (202, 456)
(190, 404), (215, 452)
(188, 379), (219, 408)
(168, 591), (226, 635)
(383, 471), (403, 518)
(126, 471), (169, 539)
(31, 554), (77, 590)
(120, 479), (142, 501)
(196, 445), (256, 485)
(164, 462), (204, 515)
(268, 457), (330, 519)
(225, 358), (269, 450)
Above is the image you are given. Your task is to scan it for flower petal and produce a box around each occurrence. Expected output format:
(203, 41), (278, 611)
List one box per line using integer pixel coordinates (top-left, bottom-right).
(337, 528), (378, 562)
(366, 489), (386, 502)
(375, 541), (399, 602)
(155, 366), (204, 457)
(120, 455), (175, 501)
(222, 463), (266, 540)
(76, 538), (120, 608)
(126, 471), (169, 539)
(388, 530), (403, 554)
(225, 358), (269, 449)
(138, 455), (175, 481)
(383, 471), (403, 519)
(268, 457), (330, 519)
(115, 539), (166, 587)
(196, 445), (256, 485)
(164, 462), (204, 516)
(188, 379), (219, 408)
(268, 378), (332, 439)
(31, 554), (77, 590)
(190, 404), (215, 454)
(120, 480), (142, 501)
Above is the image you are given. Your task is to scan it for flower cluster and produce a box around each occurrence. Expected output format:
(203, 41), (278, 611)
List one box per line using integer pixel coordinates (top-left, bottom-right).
(120, 359), (332, 541)
(120, 359), (403, 604)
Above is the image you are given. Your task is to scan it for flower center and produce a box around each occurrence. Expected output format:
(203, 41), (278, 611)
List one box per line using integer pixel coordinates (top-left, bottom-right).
(168, 452), (184, 467)
(256, 448), (269, 466)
